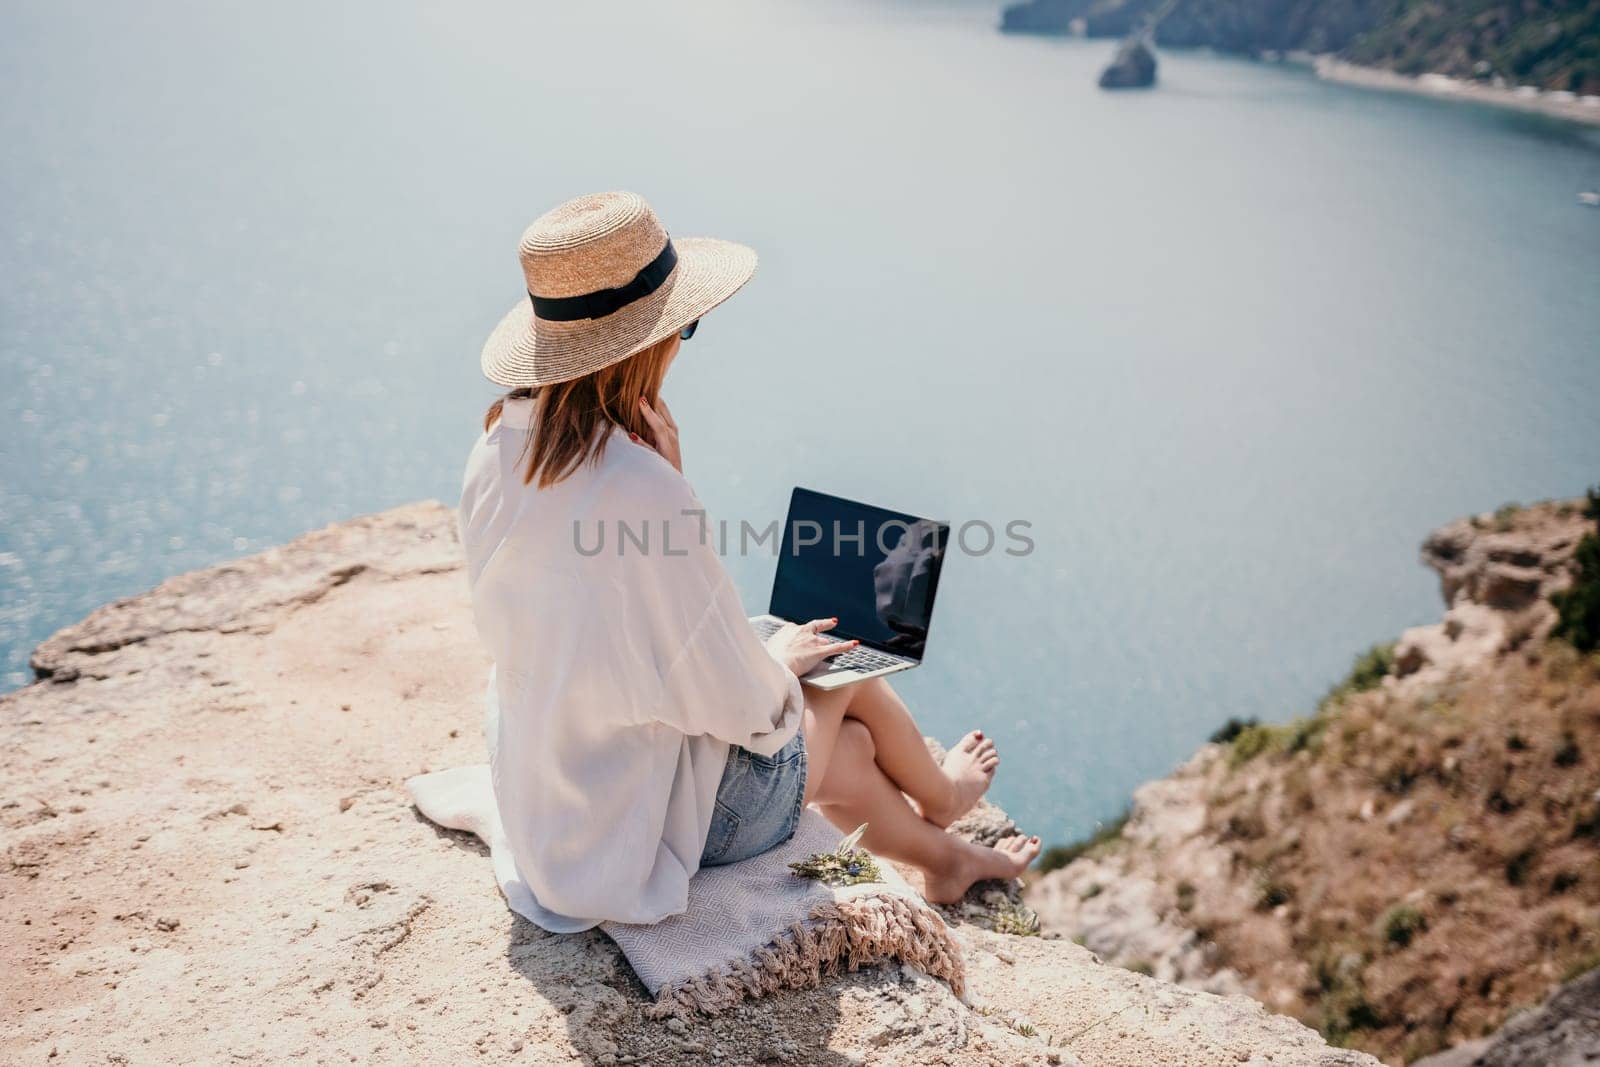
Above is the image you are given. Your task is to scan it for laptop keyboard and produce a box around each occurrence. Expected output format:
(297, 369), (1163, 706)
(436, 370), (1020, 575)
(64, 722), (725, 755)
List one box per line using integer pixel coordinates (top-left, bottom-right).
(750, 618), (902, 674)
(750, 617), (785, 641)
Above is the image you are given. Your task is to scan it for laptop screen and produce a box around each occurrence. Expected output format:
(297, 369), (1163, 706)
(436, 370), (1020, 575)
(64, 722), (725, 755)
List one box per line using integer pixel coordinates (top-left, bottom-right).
(769, 487), (948, 660)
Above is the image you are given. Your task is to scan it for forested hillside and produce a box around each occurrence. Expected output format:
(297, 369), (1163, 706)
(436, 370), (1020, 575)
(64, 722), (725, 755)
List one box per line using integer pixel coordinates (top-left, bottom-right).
(1001, 0), (1600, 94)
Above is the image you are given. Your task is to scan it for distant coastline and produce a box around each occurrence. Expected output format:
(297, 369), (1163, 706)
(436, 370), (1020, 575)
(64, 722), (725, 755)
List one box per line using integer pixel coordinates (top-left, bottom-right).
(1312, 56), (1600, 128)
(999, 0), (1600, 128)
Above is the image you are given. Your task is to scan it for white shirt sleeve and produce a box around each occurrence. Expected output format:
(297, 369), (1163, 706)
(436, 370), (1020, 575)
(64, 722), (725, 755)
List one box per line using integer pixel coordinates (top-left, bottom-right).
(654, 563), (805, 756)
(620, 472), (803, 756)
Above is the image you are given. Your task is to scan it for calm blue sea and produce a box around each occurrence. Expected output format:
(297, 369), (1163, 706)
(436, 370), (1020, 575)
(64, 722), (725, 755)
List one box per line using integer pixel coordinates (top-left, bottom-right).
(2, 0), (1597, 843)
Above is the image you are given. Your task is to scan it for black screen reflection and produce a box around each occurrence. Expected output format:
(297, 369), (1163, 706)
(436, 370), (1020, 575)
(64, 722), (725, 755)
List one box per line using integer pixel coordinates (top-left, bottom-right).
(769, 488), (948, 660)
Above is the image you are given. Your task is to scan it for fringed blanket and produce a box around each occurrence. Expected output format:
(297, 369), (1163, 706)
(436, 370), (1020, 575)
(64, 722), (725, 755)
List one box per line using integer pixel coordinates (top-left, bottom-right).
(406, 765), (964, 1016)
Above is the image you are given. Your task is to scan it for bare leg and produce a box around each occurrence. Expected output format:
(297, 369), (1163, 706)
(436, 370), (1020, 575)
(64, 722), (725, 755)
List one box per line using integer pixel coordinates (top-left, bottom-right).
(799, 684), (854, 807)
(842, 677), (998, 828)
(813, 720), (1039, 903)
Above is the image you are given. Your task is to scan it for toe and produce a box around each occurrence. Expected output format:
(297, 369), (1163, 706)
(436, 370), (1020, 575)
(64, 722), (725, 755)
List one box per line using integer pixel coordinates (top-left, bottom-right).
(958, 730), (982, 753)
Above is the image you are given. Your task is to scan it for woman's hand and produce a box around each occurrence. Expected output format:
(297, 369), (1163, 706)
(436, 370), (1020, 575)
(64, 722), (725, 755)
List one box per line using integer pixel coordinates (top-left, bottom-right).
(764, 618), (859, 678)
(633, 395), (682, 474)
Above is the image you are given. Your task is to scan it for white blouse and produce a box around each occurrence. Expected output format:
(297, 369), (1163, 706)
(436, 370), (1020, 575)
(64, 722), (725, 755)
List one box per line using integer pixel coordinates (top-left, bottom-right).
(457, 397), (804, 932)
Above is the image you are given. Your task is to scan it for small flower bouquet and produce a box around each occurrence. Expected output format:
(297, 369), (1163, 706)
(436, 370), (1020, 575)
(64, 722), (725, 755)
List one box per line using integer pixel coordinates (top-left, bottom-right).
(788, 823), (882, 886)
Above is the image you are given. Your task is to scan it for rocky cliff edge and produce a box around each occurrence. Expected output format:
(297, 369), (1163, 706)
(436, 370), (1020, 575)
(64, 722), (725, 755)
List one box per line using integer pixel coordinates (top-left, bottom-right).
(1025, 499), (1599, 1065)
(1, 502), (1373, 1066)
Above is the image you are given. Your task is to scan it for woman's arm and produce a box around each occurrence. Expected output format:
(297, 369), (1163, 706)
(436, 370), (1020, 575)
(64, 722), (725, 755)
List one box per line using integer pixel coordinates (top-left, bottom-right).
(654, 570), (805, 756)
(621, 435), (833, 754)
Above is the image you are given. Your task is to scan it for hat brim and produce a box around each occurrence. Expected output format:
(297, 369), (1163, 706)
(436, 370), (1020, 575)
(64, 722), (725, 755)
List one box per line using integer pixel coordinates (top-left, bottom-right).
(479, 236), (758, 388)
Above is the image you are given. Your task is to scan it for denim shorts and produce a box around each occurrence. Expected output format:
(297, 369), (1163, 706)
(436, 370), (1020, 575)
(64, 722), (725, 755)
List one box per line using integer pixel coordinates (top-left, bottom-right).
(699, 729), (808, 867)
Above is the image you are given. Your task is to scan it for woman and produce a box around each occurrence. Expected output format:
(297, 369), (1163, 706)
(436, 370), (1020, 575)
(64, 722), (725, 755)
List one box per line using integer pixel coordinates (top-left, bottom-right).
(460, 191), (1040, 933)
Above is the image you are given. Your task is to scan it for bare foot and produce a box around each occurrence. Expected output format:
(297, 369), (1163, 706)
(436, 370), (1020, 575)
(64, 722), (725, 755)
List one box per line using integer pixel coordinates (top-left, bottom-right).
(918, 730), (999, 828)
(921, 834), (1041, 904)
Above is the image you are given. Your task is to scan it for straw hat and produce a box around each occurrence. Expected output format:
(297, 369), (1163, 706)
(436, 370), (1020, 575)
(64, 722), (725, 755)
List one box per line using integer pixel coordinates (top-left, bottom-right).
(479, 191), (758, 388)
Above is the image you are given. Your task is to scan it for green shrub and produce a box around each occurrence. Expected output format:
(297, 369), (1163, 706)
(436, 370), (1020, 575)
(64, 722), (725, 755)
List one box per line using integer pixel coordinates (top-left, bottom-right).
(1223, 717), (1327, 767)
(1552, 487), (1600, 653)
(1224, 809), (1268, 840)
(1229, 723), (1289, 767)
(1311, 945), (1383, 1046)
(1035, 808), (1131, 874)
(1575, 804), (1600, 839)
(1320, 642), (1397, 711)
(1219, 641), (1395, 774)
(1320, 985), (1386, 1046)
(1286, 716), (1329, 754)
(1492, 502), (1523, 532)
(1209, 716), (1258, 744)
(991, 903), (1041, 937)
(1378, 904), (1426, 947)
(1505, 847), (1536, 886)
(1257, 878), (1293, 910)
(1378, 754), (1420, 795)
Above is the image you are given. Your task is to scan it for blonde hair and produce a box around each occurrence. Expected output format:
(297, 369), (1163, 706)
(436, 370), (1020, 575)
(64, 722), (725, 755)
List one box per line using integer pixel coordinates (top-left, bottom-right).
(483, 334), (677, 489)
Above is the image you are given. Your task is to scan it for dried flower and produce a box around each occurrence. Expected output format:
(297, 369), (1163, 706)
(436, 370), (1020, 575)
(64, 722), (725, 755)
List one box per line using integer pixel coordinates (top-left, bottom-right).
(789, 823), (883, 886)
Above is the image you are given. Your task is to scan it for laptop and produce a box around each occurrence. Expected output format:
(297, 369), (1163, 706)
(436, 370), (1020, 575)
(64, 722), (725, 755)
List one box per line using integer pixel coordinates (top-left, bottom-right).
(749, 487), (949, 690)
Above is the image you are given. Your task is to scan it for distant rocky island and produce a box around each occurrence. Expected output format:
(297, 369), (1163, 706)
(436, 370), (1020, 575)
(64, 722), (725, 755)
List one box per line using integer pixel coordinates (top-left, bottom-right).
(1001, 0), (1600, 96)
(1099, 36), (1159, 87)
(1025, 493), (1600, 1064)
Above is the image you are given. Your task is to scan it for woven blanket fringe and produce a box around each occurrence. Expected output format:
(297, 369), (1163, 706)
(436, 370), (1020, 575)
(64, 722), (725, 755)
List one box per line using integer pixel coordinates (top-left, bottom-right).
(644, 891), (965, 1018)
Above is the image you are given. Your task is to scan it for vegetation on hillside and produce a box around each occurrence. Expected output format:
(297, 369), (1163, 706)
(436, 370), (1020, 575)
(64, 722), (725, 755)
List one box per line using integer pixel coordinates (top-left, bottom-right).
(1036, 808), (1131, 874)
(1000, 0), (1600, 93)
(1552, 487), (1600, 653)
(1344, 0), (1600, 94)
(1003, 0), (1384, 53)
(1197, 643), (1600, 1061)
(1031, 496), (1599, 1062)
(1215, 641), (1397, 770)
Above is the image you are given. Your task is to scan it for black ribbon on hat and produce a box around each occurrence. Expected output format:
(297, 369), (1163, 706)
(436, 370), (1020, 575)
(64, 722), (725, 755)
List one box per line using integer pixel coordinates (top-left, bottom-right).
(528, 239), (677, 322)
